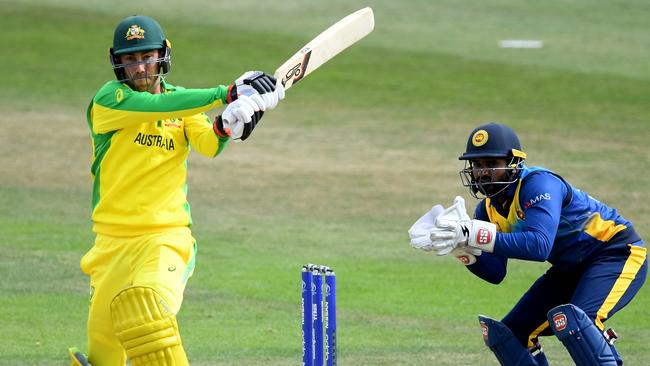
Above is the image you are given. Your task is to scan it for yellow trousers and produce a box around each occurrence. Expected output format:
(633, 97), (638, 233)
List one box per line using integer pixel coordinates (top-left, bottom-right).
(80, 228), (196, 366)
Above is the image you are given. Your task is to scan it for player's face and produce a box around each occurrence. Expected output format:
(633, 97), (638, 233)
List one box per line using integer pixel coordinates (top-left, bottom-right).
(470, 158), (509, 195)
(119, 50), (161, 92)
(471, 158), (508, 178)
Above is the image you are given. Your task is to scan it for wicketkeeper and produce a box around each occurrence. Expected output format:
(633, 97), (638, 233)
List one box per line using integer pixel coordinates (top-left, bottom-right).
(409, 122), (647, 365)
(69, 15), (284, 366)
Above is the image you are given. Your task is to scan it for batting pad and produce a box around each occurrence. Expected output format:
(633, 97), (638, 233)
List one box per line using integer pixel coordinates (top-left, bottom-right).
(111, 286), (188, 366)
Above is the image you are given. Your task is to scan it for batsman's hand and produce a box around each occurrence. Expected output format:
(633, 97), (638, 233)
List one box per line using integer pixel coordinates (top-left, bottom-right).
(230, 71), (285, 111)
(213, 94), (264, 141)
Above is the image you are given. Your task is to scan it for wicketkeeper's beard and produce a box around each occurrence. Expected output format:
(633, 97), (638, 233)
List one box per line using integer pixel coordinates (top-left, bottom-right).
(475, 177), (499, 196)
(474, 173), (518, 198)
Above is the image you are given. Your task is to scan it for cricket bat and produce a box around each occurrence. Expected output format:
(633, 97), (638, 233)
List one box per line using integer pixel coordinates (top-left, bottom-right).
(274, 7), (375, 90)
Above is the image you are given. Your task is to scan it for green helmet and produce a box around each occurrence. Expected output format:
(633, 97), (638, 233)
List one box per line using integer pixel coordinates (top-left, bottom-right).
(109, 15), (171, 81)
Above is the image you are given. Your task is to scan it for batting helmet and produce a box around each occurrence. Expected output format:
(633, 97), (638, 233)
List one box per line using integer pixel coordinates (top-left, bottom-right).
(109, 15), (171, 82)
(458, 123), (527, 198)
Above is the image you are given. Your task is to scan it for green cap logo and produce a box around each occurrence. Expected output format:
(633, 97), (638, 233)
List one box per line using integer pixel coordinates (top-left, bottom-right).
(125, 25), (145, 40)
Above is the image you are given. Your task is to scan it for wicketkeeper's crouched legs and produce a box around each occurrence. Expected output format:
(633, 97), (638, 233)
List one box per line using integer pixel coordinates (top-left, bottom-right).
(111, 286), (189, 366)
(478, 315), (547, 366)
(547, 304), (618, 366)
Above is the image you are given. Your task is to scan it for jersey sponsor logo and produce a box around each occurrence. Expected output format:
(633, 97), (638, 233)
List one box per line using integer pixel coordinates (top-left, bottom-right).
(161, 118), (182, 128)
(133, 132), (175, 150)
(125, 25), (145, 40)
(523, 193), (551, 209)
(552, 313), (567, 331)
(476, 228), (492, 245)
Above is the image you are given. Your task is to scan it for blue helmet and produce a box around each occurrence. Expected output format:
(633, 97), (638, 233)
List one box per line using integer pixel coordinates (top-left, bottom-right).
(459, 123), (526, 161)
(459, 123), (527, 198)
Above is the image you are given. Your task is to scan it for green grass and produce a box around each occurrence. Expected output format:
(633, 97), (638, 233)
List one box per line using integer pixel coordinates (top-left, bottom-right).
(1, 1), (649, 365)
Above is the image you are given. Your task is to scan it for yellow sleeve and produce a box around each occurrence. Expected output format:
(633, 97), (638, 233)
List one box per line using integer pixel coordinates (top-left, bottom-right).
(184, 113), (230, 157)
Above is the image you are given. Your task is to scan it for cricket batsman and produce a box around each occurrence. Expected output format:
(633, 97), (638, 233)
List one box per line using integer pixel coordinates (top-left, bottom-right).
(409, 123), (647, 365)
(69, 15), (284, 365)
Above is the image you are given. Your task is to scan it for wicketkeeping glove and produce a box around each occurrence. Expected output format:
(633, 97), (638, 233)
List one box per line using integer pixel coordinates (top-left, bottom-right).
(426, 196), (472, 255)
(430, 196), (497, 253)
(435, 218), (497, 253)
(408, 204), (445, 251)
(451, 246), (480, 265)
(409, 201), (481, 265)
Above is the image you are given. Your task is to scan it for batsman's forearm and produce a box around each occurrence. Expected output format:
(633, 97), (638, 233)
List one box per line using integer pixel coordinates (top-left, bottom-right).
(91, 82), (230, 134)
(183, 113), (230, 158)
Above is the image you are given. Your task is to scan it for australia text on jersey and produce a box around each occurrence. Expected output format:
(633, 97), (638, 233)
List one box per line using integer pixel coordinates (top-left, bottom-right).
(133, 132), (175, 150)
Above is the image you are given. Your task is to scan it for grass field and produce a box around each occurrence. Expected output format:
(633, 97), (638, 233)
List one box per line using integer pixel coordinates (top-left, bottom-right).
(1, 1), (649, 365)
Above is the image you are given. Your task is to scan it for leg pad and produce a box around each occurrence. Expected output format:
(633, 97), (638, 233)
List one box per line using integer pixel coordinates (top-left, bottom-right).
(479, 315), (539, 366)
(547, 304), (618, 366)
(111, 286), (189, 366)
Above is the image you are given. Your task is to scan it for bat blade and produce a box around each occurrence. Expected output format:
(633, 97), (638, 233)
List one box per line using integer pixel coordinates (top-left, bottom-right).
(274, 7), (374, 90)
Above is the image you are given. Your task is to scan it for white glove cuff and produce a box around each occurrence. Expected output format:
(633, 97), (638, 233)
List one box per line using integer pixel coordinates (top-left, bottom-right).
(468, 220), (497, 252)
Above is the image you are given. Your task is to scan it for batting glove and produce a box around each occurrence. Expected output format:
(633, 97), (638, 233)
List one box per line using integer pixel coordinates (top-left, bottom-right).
(229, 71), (282, 110)
(214, 94), (264, 141)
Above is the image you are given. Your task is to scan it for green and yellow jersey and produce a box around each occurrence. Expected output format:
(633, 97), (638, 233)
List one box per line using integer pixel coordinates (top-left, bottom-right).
(86, 80), (230, 236)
